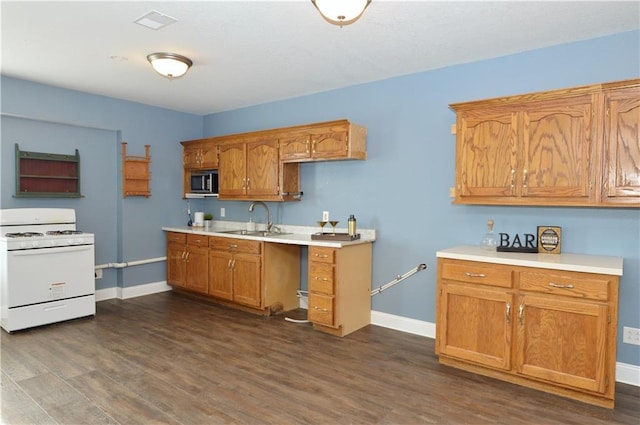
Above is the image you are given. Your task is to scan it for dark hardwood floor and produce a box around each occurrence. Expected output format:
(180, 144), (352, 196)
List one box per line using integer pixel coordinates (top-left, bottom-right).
(1, 292), (638, 424)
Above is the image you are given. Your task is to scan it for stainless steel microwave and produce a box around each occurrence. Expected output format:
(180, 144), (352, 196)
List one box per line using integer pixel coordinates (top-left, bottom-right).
(190, 171), (218, 194)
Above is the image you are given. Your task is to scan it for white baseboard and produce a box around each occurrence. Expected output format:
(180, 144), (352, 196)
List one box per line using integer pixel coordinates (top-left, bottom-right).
(95, 281), (172, 302)
(370, 310), (639, 387)
(616, 362), (640, 386)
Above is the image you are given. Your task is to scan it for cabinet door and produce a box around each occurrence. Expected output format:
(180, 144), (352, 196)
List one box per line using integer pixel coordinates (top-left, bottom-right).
(200, 144), (218, 169)
(279, 134), (311, 161)
(439, 283), (513, 370)
(521, 97), (593, 200)
(183, 145), (202, 170)
(603, 87), (640, 204)
(186, 245), (209, 294)
(246, 139), (280, 197)
(209, 250), (233, 300)
(456, 110), (518, 198)
(167, 242), (186, 288)
(218, 142), (247, 197)
(232, 253), (262, 307)
(311, 129), (349, 160)
(515, 295), (608, 393)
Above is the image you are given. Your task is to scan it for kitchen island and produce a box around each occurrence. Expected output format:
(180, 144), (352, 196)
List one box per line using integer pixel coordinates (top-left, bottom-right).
(162, 221), (375, 336)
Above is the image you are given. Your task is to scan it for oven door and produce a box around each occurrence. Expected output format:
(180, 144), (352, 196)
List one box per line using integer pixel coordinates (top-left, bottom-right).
(5, 245), (95, 308)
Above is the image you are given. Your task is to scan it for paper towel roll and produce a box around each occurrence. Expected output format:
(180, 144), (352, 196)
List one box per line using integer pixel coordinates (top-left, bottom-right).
(194, 211), (204, 227)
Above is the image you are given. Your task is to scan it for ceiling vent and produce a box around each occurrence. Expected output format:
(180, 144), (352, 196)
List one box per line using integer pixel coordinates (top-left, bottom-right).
(134, 10), (178, 30)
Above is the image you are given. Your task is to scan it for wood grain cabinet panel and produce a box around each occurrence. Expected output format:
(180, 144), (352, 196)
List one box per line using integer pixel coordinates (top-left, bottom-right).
(521, 98), (592, 200)
(451, 78), (639, 207)
(166, 232), (208, 294)
(515, 295), (608, 394)
(439, 283), (513, 371)
(279, 121), (367, 162)
(167, 233), (187, 288)
(602, 84), (640, 205)
(457, 110), (518, 198)
(436, 257), (620, 408)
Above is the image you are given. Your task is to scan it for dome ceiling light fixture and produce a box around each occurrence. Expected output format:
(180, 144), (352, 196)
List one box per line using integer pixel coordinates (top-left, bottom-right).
(146, 52), (192, 79)
(311, 0), (372, 27)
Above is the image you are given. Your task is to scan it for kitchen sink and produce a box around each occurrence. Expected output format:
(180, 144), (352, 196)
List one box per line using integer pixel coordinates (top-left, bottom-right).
(218, 229), (291, 237)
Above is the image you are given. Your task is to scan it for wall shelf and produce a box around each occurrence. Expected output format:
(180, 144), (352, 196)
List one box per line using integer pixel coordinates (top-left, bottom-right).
(122, 142), (151, 198)
(14, 144), (82, 198)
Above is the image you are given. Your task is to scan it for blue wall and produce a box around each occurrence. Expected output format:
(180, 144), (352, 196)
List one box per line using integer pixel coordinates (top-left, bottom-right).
(1, 30), (638, 366)
(1, 78), (202, 289)
(201, 31), (640, 366)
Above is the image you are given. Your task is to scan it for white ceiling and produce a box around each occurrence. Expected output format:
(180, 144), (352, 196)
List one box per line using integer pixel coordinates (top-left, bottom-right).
(2, 1), (639, 115)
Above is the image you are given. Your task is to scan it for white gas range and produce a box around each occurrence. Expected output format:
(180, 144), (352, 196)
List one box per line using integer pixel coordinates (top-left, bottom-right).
(0, 208), (96, 332)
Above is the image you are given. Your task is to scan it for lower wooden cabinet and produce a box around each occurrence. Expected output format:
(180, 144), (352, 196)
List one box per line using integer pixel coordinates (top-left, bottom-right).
(308, 243), (372, 337)
(166, 232), (208, 294)
(209, 236), (262, 308)
(167, 232), (300, 315)
(436, 249), (621, 408)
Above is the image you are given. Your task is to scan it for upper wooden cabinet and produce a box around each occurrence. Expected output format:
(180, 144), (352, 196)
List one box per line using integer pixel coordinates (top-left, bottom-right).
(180, 119), (366, 201)
(279, 121), (367, 162)
(451, 79), (639, 207)
(182, 139), (218, 170)
(218, 138), (283, 201)
(601, 83), (640, 205)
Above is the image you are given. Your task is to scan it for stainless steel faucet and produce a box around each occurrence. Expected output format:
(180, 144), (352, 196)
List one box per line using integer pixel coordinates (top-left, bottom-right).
(248, 201), (272, 232)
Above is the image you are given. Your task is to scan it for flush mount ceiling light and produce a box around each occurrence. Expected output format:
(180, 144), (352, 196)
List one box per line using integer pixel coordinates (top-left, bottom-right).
(311, 0), (372, 27)
(147, 52), (192, 79)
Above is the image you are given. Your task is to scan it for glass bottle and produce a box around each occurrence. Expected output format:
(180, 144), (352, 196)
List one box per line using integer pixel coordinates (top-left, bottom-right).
(481, 219), (498, 250)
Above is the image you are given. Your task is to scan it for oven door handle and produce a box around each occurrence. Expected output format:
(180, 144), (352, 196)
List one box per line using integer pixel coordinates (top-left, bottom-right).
(11, 245), (93, 256)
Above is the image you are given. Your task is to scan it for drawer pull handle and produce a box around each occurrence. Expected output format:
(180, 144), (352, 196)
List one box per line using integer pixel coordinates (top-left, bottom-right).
(314, 277), (329, 281)
(314, 254), (329, 258)
(506, 303), (511, 324)
(518, 304), (524, 325)
(229, 244), (238, 249)
(548, 282), (574, 289)
(465, 272), (486, 278)
(313, 306), (329, 312)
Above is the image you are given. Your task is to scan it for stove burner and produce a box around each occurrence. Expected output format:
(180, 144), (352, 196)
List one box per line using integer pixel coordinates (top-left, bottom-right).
(46, 230), (84, 236)
(4, 232), (45, 238)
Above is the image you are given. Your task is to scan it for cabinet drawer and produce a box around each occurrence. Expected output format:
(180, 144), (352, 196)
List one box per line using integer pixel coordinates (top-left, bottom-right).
(519, 270), (610, 301)
(441, 260), (513, 288)
(308, 293), (335, 326)
(167, 232), (186, 244)
(187, 234), (209, 247)
(209, 237), (262, 254)
(309, 262), (335, 295)
(309, 246), (335, 264)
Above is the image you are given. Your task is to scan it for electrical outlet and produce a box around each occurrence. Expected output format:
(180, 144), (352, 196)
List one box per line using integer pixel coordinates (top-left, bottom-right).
(623, 327), (640, 345)
(95, 269), (103, 279)
(220, 207), (225, 218)
(322, 211), (329, 221)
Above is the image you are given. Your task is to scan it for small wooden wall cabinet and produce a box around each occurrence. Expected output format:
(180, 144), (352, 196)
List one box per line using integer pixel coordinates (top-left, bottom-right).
(450, 78), (639, 207)
(436, 246), (623, 408)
